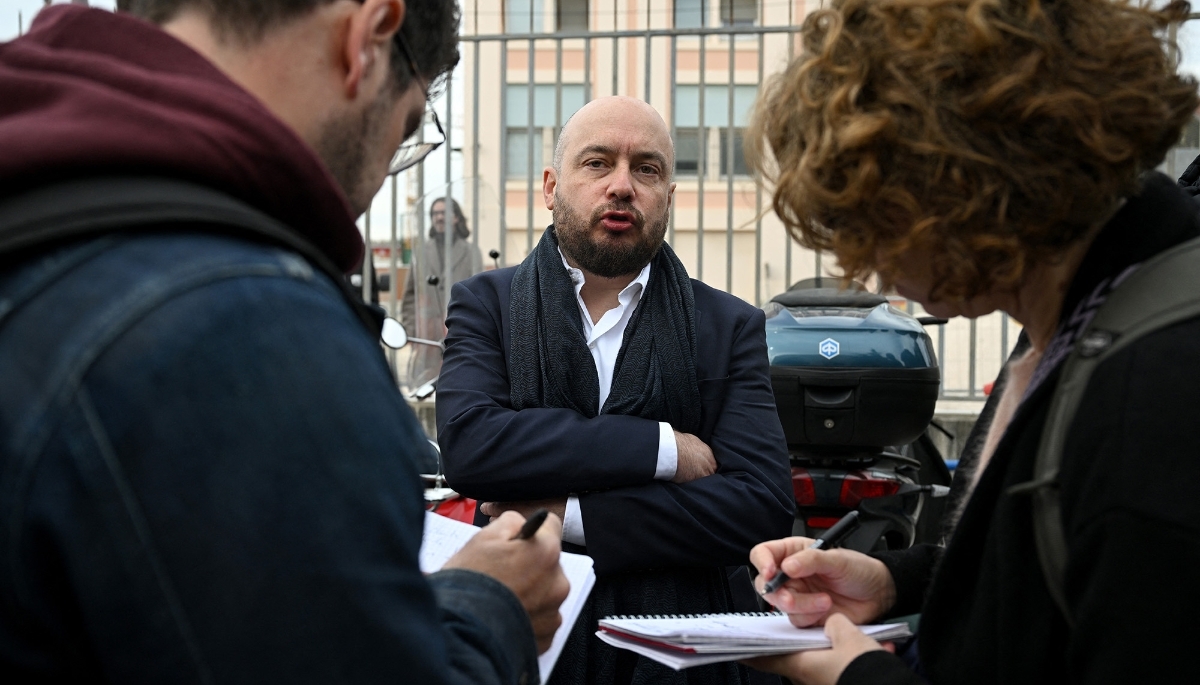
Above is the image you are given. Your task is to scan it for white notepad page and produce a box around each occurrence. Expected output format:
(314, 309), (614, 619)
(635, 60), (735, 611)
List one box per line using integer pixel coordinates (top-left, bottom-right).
(420, 511), (597, 683)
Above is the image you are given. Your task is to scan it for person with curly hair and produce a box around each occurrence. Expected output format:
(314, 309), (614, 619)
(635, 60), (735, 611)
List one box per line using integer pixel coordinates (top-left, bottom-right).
(742, 0), (1200, 683)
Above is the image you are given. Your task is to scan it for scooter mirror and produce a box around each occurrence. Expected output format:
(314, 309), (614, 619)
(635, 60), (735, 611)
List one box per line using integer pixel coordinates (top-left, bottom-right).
(380, 317), (409, 349)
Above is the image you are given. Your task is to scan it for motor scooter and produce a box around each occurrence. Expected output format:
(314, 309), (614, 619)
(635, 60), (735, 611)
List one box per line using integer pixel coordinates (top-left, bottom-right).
(381, 318), (478, 524)
(764, 280), (953, 552)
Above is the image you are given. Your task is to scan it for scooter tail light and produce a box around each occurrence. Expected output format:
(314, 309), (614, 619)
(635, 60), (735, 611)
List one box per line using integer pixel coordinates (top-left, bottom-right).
(791, 467), (818, 506)
(839, 472), (901, 507)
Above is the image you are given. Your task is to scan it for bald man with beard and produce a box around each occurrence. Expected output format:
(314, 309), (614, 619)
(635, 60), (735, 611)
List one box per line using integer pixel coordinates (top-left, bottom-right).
(437, 96), (795, 685)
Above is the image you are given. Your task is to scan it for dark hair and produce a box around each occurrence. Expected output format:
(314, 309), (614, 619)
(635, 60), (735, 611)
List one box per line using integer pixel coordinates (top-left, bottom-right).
(746, 0), (1199, 302)
(118, 0), (459, 95)
(430, 197), (469, 240)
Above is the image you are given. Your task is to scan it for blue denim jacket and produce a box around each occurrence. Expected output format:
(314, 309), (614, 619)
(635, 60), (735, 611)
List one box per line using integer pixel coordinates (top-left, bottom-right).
(0, 232), (538, 683)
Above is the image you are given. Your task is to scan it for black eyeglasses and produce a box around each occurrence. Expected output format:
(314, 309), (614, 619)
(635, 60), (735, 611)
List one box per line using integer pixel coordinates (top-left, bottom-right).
(388, 32), (445, 175)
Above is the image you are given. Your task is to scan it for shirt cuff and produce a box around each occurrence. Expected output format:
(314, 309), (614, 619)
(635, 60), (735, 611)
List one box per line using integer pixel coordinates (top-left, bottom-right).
(563, 496), (586, 546)
(655, 422), (678, 481)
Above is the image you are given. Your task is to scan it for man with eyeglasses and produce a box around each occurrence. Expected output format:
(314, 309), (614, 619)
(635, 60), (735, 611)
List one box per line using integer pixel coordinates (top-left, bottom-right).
(0, 2), (566, 684)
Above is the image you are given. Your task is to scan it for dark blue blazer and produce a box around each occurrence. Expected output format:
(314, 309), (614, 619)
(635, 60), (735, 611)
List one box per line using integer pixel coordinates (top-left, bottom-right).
(437, 267), (794, 575)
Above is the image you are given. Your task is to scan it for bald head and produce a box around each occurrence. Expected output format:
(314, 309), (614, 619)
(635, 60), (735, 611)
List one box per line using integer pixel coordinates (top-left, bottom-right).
(553, 96), (675, 178)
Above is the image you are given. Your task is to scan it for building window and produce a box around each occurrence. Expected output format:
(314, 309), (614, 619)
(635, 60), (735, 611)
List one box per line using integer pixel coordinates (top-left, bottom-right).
(675, 0), (706, 29)
(506, 0), (547, 33)
(719, 0), (757, 27)
(557, 0), (588, 32)
(674, 84), (757, 177)
(505, 84), (587, 178)
(719, 128), (749, 177)
(676, 128), (703, 176)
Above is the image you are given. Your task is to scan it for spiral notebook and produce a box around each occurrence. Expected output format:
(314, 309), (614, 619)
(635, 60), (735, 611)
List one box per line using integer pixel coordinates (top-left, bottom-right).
(596, 612), (912, 670)
(420, 512), (596, 683)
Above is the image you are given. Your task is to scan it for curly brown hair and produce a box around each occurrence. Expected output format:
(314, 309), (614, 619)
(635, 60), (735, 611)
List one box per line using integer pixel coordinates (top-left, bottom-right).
(747, 0), (1199, 301)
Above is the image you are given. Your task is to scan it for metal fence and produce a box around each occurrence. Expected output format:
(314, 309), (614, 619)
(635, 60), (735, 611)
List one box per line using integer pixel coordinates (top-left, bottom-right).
(372, 12), (1018, 405)
(17, 4), (1200, 406)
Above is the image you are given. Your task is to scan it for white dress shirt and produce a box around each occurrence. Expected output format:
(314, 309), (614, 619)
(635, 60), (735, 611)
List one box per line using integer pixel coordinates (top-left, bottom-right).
(558, 248), (678, 545)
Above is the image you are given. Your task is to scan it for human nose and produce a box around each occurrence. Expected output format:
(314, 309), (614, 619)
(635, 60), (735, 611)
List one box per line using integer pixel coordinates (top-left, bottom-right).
(606, 163), (635, 201)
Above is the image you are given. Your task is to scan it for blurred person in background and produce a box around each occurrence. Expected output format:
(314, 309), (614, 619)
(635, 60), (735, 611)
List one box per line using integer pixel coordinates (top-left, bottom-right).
(743, 0), (1200, 683)
(0, 1), (567, 682)
(401, 197), (482, 389)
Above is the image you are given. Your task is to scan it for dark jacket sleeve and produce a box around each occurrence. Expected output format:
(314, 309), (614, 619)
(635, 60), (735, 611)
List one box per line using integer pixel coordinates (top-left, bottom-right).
(579, 307), (795, 573)
(12, 265), (537, 684)
(437, 279), (663, 500)
(871, 544), (942, 619)
(838, 651), (927, 685)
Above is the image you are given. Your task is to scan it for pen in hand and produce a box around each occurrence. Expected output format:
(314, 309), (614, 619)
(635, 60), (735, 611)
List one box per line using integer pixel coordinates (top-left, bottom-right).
(761, 510), (861, 595)
(510, 508), (550, 541)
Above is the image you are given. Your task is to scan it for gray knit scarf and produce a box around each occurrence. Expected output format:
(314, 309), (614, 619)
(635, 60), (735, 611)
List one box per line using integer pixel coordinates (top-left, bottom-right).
(508, 225), (701, 432)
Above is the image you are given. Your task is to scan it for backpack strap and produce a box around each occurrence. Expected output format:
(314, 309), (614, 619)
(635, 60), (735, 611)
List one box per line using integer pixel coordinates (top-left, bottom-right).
(0, 176), (381, 334)
(1018, 235), (1200, 626)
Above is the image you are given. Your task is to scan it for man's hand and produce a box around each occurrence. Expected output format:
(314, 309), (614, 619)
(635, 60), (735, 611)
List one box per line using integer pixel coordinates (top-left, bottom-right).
(741, 613), (891, 685)
(442, 511), (570, 653)
(672, 431), (717, 483)
(749, 537), (896, 627)
(479, 498), (567, 523)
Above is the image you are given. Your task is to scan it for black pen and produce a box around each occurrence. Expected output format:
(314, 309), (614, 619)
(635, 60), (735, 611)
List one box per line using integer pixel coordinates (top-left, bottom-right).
(761, 510), (860, 595)
(510, 508), (549, 541)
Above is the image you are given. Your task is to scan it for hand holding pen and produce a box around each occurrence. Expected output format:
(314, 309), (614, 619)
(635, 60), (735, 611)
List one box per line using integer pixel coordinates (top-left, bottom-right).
(749, 511), (898, 628)
(762, 511), (861, 595)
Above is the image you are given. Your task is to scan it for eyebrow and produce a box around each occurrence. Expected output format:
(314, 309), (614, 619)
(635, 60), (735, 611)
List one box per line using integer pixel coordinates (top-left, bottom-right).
(575, 145), (670, 170)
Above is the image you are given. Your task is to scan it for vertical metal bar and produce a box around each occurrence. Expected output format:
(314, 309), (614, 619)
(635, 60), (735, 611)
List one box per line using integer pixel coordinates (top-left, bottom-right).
(938, 323), (946, 397)
(968, 318), (978, 398)
(389, 175), (399, 371)
(754, 31), (764, 305)
(785, 14), (795, 290)
(725, 38), (735, 293)
(644, 0), (652, 102)
(555, 37), (563, 154)
(18, 11), (22, 36)
(815, 249), (822, 285)
(584, 36), (592, 101)
(697, 36), (706, 281)
(1001, 311), (1010, 364)
(526, 38), (536, 255)
(472, 42), (481, 254)
(500, 41), (508, 265)
(362, 203), (373, 302)
(443, 68), (455, 316)
(669, 34), (677, 246)
(611, 0), (619, 95)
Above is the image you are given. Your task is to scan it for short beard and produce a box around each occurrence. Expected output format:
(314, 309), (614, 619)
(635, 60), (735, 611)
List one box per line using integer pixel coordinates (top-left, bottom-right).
(553, 193), (669, 278)
(314, 86), (394, 216)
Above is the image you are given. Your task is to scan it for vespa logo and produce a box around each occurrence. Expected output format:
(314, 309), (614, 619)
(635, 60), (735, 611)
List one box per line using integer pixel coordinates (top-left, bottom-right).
(819, 338), (840, 360)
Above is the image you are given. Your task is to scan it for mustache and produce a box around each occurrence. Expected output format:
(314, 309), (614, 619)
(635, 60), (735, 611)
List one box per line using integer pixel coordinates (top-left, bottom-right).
(589, 201), (645, 229)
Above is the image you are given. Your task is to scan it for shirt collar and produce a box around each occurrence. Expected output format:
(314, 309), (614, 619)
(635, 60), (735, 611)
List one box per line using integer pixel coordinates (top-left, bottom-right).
(557, 246), (651, 303)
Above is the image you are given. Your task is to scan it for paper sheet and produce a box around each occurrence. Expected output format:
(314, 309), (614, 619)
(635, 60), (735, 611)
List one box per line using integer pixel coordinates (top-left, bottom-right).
(420, 511), (596, 682)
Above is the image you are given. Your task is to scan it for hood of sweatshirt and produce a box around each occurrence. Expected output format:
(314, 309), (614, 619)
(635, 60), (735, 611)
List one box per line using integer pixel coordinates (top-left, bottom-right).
(0, 5), (364, 272)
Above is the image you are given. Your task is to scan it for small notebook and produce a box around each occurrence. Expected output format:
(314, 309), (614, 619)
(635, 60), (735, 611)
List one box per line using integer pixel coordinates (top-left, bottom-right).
(596, 612), (912, 670)
(419, 511), (597, 683)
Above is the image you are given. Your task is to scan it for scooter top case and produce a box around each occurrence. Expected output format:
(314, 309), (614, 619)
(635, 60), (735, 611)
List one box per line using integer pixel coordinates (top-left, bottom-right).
(764, 287), (940, 451)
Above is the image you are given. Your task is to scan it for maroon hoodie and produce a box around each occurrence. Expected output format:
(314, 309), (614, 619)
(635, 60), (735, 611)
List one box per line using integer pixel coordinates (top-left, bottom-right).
(0, 5), (364, 273)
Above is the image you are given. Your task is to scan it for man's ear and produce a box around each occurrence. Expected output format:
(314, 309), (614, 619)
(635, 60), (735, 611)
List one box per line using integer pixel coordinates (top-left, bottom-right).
(668, 180), (676, 208)
(543, 167), (558, 210)
(342, 0), (406, 100)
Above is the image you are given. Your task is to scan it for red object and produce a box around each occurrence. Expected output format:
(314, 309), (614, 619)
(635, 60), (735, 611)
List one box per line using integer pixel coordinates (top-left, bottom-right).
(429, 496), (477, 524)
(838, 471), (902, 507)
(790, 467), (818, 506)
(806, 516), (843, 530)
(983, 381), (995, 396)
